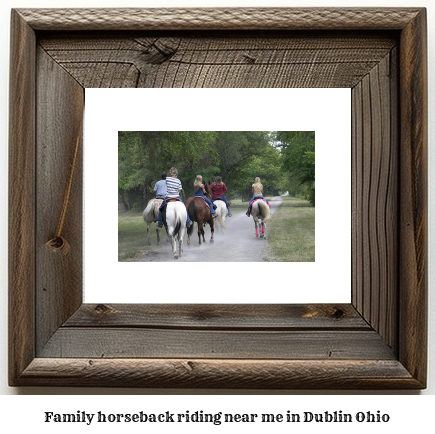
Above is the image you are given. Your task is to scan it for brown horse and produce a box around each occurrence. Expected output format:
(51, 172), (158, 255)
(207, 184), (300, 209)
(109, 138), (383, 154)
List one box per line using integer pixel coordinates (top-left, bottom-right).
(185, 193), (215, 246)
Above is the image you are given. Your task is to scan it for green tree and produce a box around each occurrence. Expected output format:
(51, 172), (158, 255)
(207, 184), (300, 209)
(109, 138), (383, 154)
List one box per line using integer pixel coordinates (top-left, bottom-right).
(118, 131), (298, 210)
(274, 131), (315, 204)
(118, 131), (218, 210)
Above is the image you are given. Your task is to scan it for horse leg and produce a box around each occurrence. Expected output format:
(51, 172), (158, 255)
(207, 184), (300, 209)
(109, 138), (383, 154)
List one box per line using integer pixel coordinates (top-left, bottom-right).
(172, 236), (179, 259)
(254, 219), (259, 237)
(209, 218), (214, 244)
(178, 234), (183, 258)
(260, 221), (264, 238)
(197, 221), (203, 245)
(156, 225), (160, 244)
(201, 223), (206, 243)
(147, 223), (151, 245)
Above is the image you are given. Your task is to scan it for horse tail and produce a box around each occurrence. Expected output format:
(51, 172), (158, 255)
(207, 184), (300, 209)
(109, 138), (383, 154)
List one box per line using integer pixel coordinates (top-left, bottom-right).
(172, 207), (182, 237)
(216, 212), (226, 229)
(260, 200), (271, 223)
(187, 200), (196, 235)
(187, 199), (196, 220)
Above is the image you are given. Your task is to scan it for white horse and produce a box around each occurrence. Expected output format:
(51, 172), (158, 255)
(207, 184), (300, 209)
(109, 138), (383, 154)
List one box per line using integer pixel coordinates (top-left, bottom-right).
(250, 199), (271, 239)
(164, 201), (187, 259)
(213, 200), (227, 232)
(142, 198), (164, 245)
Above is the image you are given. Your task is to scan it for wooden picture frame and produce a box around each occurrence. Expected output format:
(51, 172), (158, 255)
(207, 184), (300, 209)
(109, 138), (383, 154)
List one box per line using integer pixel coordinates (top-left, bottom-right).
(9, 8), (427, 389)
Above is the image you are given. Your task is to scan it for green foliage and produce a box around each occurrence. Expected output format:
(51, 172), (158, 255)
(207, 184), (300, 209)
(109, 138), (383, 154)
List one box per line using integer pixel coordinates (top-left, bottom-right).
(118, 130), (315, 208)
(274, 131), (315, 204)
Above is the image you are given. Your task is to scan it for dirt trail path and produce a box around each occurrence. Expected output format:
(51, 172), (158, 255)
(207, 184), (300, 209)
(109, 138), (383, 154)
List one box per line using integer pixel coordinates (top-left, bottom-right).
(136, 196), (283, 262)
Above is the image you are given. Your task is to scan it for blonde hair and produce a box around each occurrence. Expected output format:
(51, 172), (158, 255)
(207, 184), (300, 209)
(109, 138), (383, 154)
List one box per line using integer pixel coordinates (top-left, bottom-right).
(169, 167), (178, 177)
(253, 177), (263, 193)
(194, 175), (203, 192)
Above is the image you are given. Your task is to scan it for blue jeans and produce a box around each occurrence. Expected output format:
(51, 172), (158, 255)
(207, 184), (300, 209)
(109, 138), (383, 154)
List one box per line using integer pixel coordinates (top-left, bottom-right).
(213, 195), (231, 213)
(158, 196), (191, 227)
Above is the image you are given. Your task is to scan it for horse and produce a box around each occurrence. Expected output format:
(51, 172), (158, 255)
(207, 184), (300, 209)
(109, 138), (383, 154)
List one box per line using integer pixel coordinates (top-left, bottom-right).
(162, 199), (187, 259)
(142, 198), (165, 245)
(212, 199), (227, 232)
(250, 199), (271, 239)
(185, 193), (215, 246)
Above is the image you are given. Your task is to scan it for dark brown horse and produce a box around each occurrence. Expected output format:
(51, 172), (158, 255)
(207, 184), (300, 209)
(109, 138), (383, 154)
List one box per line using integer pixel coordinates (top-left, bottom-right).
(185, 193), (215, 246)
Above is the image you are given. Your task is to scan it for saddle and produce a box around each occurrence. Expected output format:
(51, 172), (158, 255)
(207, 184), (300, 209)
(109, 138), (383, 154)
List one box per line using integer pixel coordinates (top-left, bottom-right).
(195, 196), (215, 209)
(159, 197), (180, 222)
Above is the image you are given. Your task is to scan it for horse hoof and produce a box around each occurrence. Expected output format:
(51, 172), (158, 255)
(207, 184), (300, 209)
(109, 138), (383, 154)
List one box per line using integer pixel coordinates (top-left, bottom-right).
(210, 239), (214, 244)
(174, 254), (179, 259)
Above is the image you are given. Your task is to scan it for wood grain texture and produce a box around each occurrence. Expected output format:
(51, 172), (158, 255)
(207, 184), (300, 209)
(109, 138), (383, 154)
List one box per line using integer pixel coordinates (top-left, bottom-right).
(39, 33), (396, 89)
(351, 51), (398, 351)
(35, 48), (84, 353)
(8, 10), (36, 386)
(8, 8), (427, 389)
(16, 8), (422, 31)
(17, 358), (420, 389)
(398, 8), (428, 385)
(65, 304), (369, 329)
(39, 328), (395, 360)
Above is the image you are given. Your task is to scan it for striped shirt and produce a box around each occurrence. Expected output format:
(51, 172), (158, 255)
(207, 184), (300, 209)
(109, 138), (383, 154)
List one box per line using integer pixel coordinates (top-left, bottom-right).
(166, 176), (182, 198)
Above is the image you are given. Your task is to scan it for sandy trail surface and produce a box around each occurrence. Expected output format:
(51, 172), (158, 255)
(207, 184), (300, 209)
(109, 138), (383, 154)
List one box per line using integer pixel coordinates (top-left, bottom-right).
(136, 196), (283, 262)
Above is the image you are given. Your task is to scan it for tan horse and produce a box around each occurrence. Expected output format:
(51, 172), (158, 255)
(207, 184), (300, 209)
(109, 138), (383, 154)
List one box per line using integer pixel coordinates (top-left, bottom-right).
(142, 198), (164, 245)
(250, 199), (271, 239)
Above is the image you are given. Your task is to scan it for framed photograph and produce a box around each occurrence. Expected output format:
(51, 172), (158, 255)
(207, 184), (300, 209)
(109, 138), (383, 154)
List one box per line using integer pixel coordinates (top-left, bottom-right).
(87, 88), (350, 304)
(9, 8), (427, 388)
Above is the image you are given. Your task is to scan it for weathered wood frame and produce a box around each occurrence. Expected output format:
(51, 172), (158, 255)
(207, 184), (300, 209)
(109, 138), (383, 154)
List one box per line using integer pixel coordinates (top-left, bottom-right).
(9, 8), (427, 389)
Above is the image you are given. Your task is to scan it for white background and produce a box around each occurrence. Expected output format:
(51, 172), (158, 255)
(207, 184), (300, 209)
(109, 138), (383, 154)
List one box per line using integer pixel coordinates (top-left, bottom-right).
(0, 0), (434, 421)
(85, 88), (351, 304)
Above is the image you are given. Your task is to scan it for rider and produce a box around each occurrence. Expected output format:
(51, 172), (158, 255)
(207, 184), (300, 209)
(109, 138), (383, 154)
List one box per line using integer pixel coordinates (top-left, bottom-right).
(194, 175), (216, 218)
(157, 167), (193, 228)
(153, 171), (167, 199)
(246, 177), (265, 217)
(210, 176), (232, 216)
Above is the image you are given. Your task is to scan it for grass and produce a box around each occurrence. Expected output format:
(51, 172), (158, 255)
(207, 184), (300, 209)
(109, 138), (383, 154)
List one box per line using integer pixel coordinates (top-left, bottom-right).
(264, 196), (315, 262)
(118, 212), (150, 261)
(228, 198), (249, 208)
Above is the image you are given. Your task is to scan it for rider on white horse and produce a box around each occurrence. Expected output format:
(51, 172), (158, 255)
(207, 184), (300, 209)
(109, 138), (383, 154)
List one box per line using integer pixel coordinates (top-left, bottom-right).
(246, 177), (265, 217)
(157, 167), (193, 228)
(210, 176), (232, 217)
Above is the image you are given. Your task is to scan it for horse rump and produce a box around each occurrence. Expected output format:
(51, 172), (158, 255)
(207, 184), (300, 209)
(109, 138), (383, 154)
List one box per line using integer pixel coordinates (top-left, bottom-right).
(143, 198), (156, 222)
(255, 200), (271, 223)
